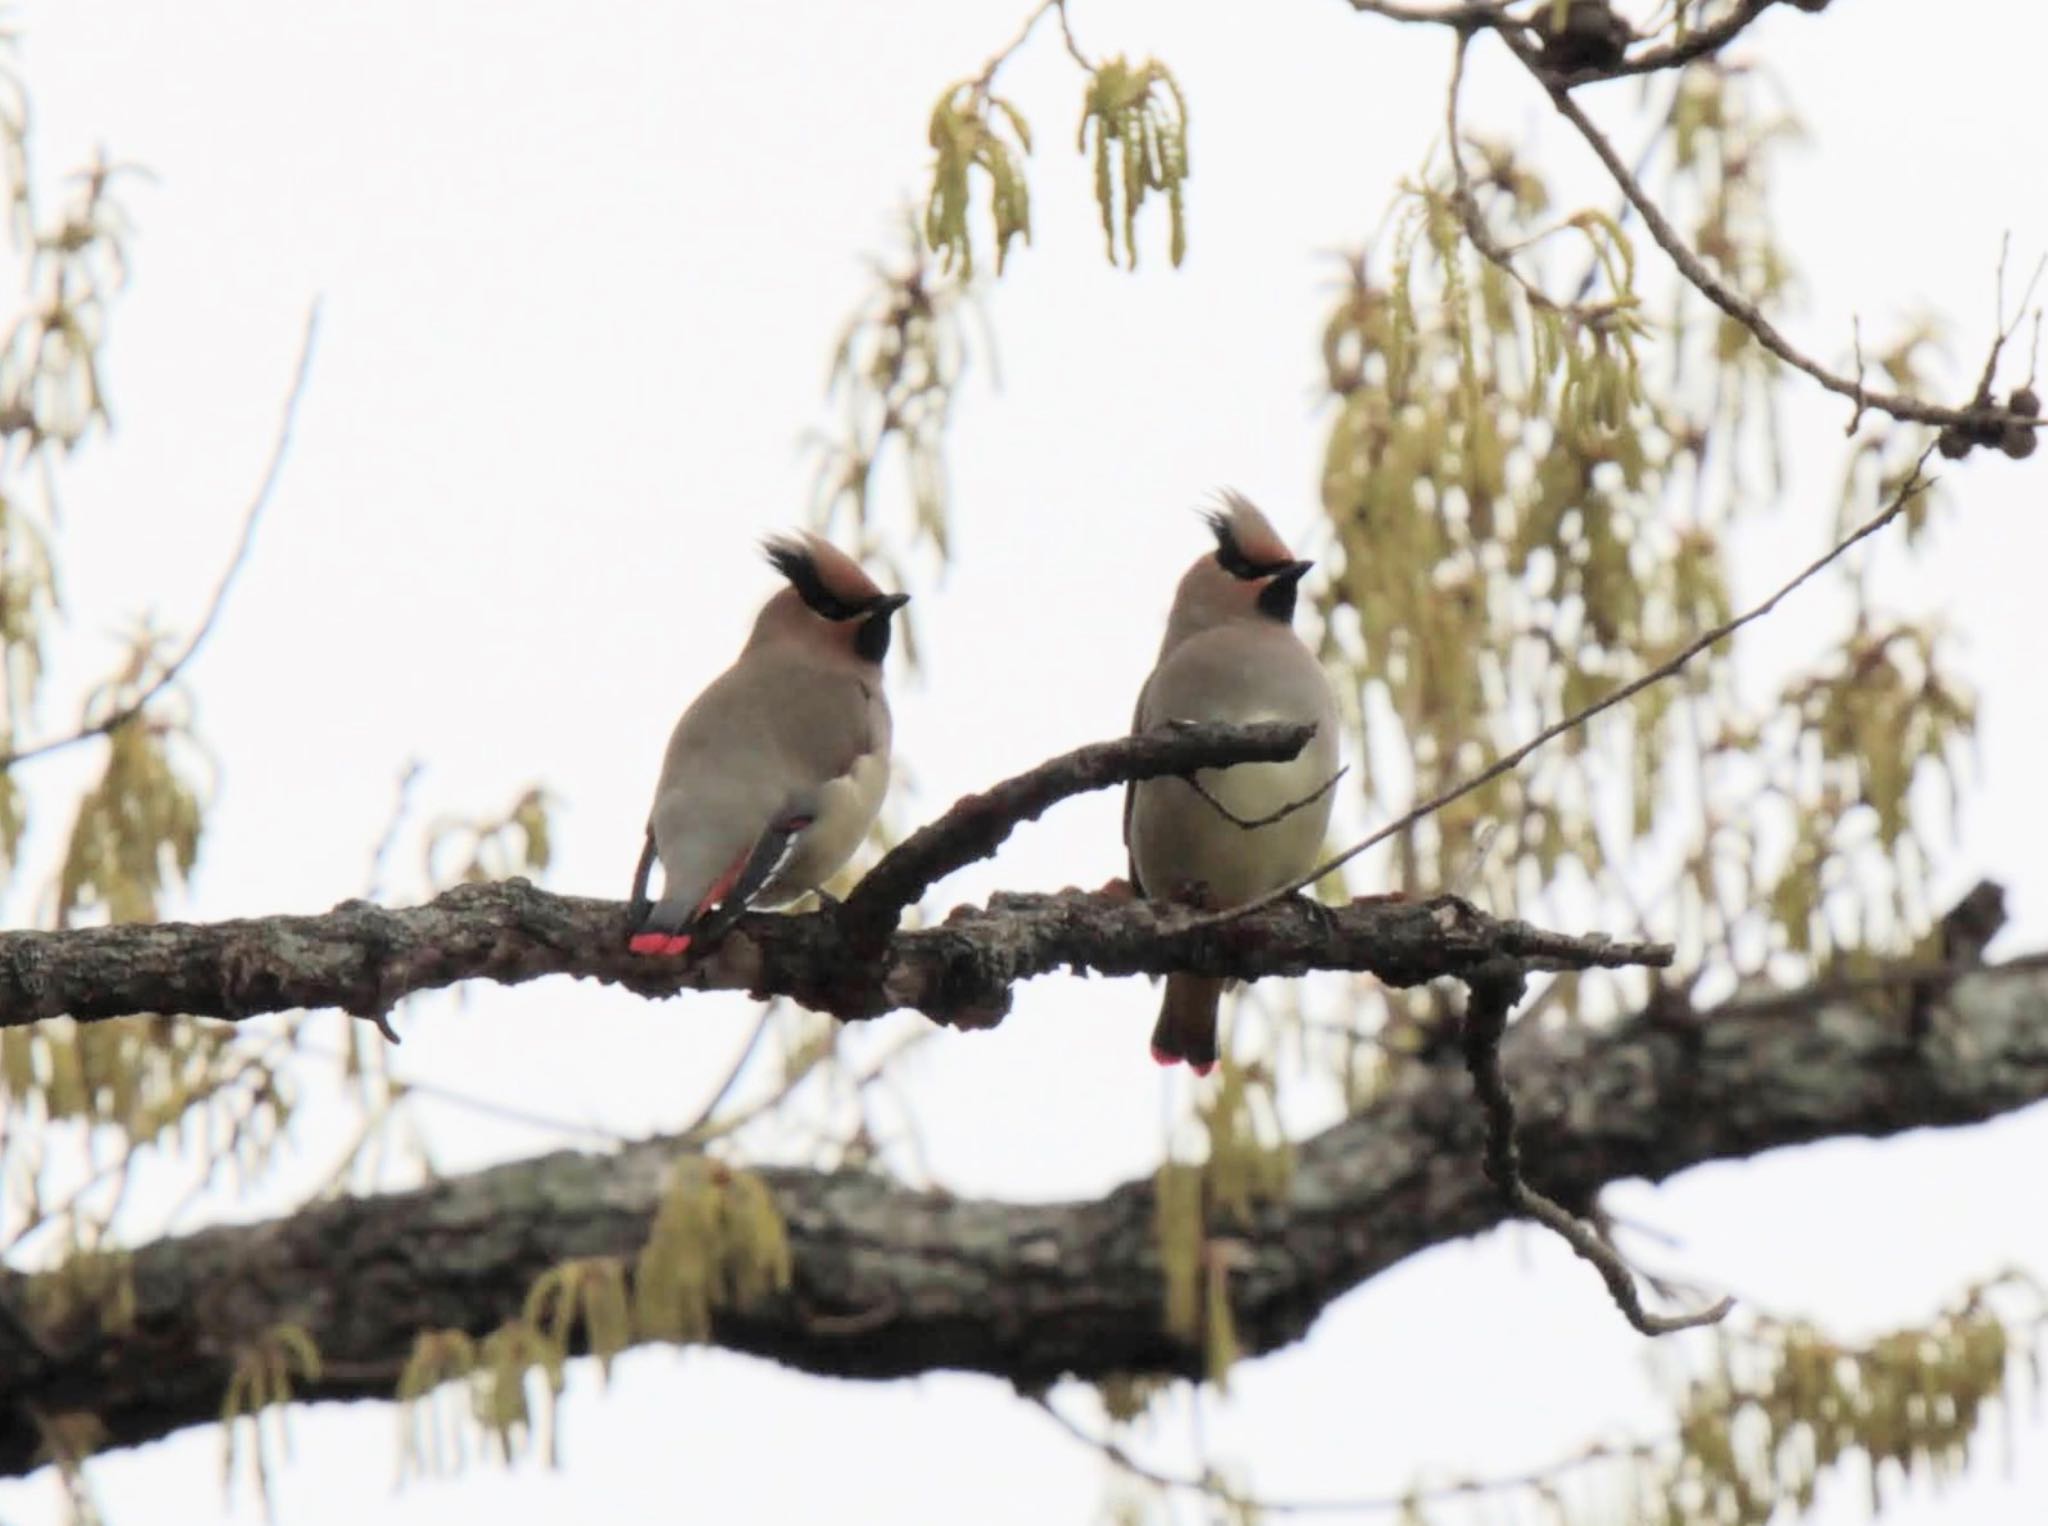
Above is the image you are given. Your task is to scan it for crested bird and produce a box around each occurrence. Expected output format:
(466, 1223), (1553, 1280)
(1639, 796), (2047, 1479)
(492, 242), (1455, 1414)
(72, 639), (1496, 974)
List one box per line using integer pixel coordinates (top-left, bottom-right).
(627, 533), (907, 958)
(1125, 493), (1340, 1072)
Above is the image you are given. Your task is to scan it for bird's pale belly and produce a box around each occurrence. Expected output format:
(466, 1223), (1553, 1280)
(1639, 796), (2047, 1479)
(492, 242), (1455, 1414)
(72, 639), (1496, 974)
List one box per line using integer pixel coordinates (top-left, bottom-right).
(758, 749), (889, 905)
(1131, 740), (1337, 907)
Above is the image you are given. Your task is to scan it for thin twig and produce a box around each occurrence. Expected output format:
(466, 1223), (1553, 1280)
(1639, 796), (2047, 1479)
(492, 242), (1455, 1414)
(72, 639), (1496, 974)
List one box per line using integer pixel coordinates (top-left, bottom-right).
(1202, 440), (1941, 927)
(0, 302), (323, 769)
(1445, 32), (1567, 316)
(1032, 1393), (1663, 1515)
(1507, 40), (2042, 436)
(1183, 765), (1349, 831)
(1344, 0), (1514, 25)
(1052, 0), (1095, 70)
(363, 759), (423, 903)
(680, 1026), (933, 1150)
(1461, 960), (1732, 1334)
(673, 1004), (775, 1141)
(973, 0), (1092, 94)
(1550, 0), (1779, 86)
(287, 1038), (635, 1146)
(1968, 234), (2047, 408)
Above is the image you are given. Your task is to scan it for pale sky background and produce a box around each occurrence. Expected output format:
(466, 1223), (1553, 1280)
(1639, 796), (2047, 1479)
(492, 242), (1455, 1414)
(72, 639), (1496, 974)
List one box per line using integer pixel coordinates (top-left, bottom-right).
(3, 1), (2047, 1522)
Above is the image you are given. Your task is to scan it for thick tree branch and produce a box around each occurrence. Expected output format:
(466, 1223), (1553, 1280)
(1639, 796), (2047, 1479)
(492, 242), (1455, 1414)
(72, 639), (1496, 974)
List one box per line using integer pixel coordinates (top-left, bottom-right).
(0, 880), (1661, 1033)
(5, 956), (2046, 1473)
(0, 724), (1667, 1033)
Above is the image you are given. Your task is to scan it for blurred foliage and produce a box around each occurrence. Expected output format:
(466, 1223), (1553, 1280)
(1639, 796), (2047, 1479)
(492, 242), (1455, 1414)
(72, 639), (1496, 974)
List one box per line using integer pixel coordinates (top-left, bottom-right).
(927, 1), (1187, 277)
(1078, 56), (1189, 271)
(391, 1158), (791, 1481)
(1303, 59), (1971, 1080)
(807, 218), (972, 677)
(925, 79), (1033, 279)
(424, 784), (552, 888)
(1094, 1277), (2046, 1526)
(219, 1322), (321, 1518)
(0, 32), (569, 1515)
(1153, 1061), (1291, 1390)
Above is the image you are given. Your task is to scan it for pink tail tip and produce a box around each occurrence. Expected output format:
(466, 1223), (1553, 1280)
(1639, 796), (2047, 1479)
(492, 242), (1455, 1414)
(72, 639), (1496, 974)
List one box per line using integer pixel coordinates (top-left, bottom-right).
(1149, 1046), (1218, 1077)
(628, 931), (693, 958)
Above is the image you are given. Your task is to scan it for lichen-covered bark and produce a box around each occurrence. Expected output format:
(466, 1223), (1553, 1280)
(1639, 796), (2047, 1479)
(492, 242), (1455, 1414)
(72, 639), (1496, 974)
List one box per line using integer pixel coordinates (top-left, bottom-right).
(0, 880), (1665, 1032)
(3, 960), (2044, 1475)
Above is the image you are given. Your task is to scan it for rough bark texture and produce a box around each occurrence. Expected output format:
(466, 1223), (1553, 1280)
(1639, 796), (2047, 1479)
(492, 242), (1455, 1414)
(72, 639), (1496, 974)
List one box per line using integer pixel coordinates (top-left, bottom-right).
(0, 723), (1667, 1035)
(3, 960), (2045, 1474)
(0, 881), (1666, 1033)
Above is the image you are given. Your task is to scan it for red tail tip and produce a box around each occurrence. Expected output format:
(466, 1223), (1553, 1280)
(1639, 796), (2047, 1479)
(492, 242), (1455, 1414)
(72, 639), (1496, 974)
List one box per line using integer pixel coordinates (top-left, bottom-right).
(628, 931), (693, 958)
(1150, 1046), (1218, 1078)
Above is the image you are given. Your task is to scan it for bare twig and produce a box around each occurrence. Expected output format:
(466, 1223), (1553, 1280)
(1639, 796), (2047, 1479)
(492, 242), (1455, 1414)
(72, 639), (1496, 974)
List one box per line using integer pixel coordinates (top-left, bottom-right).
(1347, 2), (2043, 436)
(1207, 441), (1941, 925)
(286, 1040), (634, 1147)
(0, 302), (322, 769)
(1967, 234), (2047, 408)
(673, 1004), (775, 1141)
(973, 0), (1091, 93)
(1052, 0), (1095, 70)
(363, 758), (423, 903)
(1444, 33), (1572, 317)
(1508, 42), (2041, 437)
(1343, 0), (1514, 25)
(1551, 0), (1780, 86)
(1183, 764), (1349, 831)
(1350, 0), (1795, 89)
(1461, 960), (1732, 1334)
(1033, 1393), (1662, 1516)
(683, 1025), (933, 1150)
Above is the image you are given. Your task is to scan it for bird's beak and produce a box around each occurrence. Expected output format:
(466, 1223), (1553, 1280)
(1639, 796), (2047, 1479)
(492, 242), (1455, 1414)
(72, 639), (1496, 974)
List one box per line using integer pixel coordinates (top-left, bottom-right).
(1274, 559), (1314, 584)
(873, 592), (912, 616)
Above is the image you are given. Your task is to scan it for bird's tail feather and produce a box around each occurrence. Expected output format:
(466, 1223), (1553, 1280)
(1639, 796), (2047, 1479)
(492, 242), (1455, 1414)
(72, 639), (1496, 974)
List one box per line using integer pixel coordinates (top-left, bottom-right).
(1150, 975), (1223, 1075)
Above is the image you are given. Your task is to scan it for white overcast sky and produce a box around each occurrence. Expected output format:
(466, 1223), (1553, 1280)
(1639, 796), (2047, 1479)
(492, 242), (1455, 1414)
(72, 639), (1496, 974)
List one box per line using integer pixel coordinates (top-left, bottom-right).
(4, 2), (2048, 1523)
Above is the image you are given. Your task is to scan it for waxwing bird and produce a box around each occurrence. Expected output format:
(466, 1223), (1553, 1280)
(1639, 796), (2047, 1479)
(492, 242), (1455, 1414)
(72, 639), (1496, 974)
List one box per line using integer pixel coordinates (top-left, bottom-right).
(1124, 493), (1340, 1073)
(627, 534), (908, 958)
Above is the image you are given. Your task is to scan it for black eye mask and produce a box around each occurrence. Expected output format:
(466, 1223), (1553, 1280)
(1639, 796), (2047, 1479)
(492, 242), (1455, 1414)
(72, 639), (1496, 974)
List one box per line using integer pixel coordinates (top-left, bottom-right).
(1205, 513), (1311, 621)
(765, 541), (910, 657)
